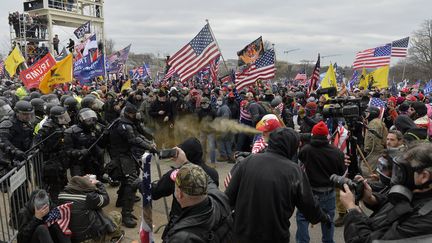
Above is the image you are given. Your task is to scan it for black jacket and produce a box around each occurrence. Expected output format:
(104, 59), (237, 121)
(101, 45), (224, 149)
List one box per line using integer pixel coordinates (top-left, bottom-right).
(162, 182), (232, 243)
(149, 99), (173, 123)
(344, 190), (432, 243)
(152, 138), (219, 218)
(225, 128), (328, 243)
(58, 182), (111, 243)
(298, 136), (346, 188)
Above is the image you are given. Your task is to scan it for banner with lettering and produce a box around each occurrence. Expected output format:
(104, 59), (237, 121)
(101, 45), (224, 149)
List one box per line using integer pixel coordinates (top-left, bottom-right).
(74, 21), (91, 39)
(73, 54), (105, 83)
(19, 53), (56, 89)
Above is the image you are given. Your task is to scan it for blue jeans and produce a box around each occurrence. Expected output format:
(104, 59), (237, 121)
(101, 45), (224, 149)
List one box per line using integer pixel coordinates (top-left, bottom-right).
(295, 189), (335, 243)
(218, 134), (233, 158)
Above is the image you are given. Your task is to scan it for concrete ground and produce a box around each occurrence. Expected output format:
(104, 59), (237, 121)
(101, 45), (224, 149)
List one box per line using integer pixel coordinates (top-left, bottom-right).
(104, 159), (346, 243)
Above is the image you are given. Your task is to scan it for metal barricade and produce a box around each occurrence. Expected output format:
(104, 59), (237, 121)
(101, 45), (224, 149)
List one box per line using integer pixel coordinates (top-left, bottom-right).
(0, 150), (44, 243)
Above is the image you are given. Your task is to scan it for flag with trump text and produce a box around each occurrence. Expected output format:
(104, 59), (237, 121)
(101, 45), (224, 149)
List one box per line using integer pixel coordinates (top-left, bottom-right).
(167, 24), (221, 82)
(19, 53), (56, 89)
(39, 54), (73, 94)
(140, 153), (154, 243)
(235, 49), (276, 91)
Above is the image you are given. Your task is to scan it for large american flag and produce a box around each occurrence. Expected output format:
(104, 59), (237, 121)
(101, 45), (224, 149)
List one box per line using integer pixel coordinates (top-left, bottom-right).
(369, 97), (387, 119)
(353, 44), (391, 69)
(308, 54), (321, 94)
(140, 153), (154, 243)
(391, 37), (409, 57)
(45, 202), (73, 235)
(167, 24), (221, 81)
(235, 49), (276, 91)
(162, 67), (176, 84)
(210, 55), (220, 84)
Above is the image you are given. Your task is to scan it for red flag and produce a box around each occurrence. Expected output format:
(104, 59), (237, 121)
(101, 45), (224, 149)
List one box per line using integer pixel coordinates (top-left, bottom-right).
(19, 53), (56, 89)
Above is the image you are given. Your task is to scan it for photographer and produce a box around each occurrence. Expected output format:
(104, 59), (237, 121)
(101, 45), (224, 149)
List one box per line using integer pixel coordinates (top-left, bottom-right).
(340, 143), (432, 243)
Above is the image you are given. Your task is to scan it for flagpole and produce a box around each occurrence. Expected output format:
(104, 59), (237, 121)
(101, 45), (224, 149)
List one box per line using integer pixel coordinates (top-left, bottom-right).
(206, 19), (229, 76)
(401, 61), (406, 81)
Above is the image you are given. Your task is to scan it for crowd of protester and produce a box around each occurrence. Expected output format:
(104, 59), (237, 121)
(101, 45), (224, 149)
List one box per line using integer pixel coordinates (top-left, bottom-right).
(0, 74), (431, 242)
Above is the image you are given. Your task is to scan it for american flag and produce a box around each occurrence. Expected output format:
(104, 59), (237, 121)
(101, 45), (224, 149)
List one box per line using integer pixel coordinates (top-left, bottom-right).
(251, 135), (268, 154)
(140, 153), (154, 243)
(308, 54), (321, 94)
(332, 124), (348, 153)
(162, 67), (176, 84)
(168, 24), (221, 81)
(294, 69), (307, 82)
(353, 44), (391, 69)
(0, 60), (4, 77)
(235, 49), (276, 91)
(369, 97), (387, 119)
(391, 37), (409, 57)
(45, 202), (73, 235)
(210, 55), (220, 84)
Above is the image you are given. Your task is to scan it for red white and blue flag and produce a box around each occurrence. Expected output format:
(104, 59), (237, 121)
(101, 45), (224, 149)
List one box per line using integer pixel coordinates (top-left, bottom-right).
(210, 55), (220, 84)
(168, 24), (221, 81)
(308, 54), (320, 94)
(294, 69), (307, 83)
(391, 37), (409, 57)
(45, 202), (73, 235)
(369, 97), (387, 119)
(140, 153), (154, 243)
(353, 44), (391, 69)
(0, 60), (4, 77)
(235, 49), (276, 91)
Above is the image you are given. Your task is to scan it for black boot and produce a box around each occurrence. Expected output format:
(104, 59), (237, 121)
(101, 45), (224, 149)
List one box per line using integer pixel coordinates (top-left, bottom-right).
(122, 213), (137, 228)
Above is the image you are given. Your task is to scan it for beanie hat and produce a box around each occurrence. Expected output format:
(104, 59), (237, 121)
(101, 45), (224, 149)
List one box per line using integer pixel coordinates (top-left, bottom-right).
(312, 121), (329, 137)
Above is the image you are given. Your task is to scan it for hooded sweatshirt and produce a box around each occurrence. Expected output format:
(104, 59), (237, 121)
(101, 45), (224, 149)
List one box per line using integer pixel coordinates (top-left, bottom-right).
(226, 128), (328, 243)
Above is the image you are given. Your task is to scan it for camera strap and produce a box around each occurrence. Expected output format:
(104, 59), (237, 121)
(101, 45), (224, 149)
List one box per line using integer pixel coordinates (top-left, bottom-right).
(367, 128), (383, 140)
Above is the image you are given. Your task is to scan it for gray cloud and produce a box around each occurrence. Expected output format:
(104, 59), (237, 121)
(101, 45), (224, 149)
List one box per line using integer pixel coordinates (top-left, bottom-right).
(1, 0), (431, 65)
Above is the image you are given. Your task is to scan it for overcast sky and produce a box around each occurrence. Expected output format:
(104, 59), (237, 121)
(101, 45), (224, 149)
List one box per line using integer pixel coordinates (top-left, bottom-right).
(1, 0), (431, 66)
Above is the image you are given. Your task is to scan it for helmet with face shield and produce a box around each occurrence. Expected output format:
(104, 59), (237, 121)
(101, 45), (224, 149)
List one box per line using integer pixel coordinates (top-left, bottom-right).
(49, 106), (71, 125)
(78, 108), (98, 129)
(14, 100), (34, 123)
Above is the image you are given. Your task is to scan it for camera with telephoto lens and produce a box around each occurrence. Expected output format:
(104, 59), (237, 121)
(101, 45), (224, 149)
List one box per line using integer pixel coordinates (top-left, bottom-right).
(330, 174), (365, 204)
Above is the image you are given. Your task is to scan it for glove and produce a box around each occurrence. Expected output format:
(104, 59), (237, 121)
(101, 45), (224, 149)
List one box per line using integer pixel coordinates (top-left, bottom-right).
(321, 213), (333, 229)
(149, 147), (158, 155)
(14, 150), (27, 161)
(79, 149), (89, 157)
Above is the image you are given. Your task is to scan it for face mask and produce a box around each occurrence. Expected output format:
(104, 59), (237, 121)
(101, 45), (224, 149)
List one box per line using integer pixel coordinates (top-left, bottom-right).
(201, 104), (209, 109)
(217, 101), (223, 106)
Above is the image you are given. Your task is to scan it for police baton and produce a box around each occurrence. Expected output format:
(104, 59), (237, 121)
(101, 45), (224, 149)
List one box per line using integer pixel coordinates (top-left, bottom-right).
(25, 130), (62, 154)
(87, 119), (120, 152)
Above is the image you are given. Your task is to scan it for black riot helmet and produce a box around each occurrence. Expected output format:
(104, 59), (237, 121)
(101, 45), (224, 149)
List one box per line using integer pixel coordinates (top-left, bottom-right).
(44, 102), (56, 116)
(63, 97), (78, 112)
(30, 98), (46, 116)
(49, 106), (71, 125)
(60, 95), (71, 106)
(14, 100), (34, 123)
(29, 91), (41, 100)
(46, 94), (60, 105)
(80, 96), (95, 109)
(78, 108), (98, 128)
(0, 99), (13, 119)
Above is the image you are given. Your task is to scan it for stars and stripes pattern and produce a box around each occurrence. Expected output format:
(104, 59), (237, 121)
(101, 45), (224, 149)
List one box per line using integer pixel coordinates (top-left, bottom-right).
(251, 135), (268, 154)
(140, 153), (154, 243)
(369, 97), (387, 119)
(235, 49), (276, 91)
(391, 37), (409, 57)
(167, 24), (221, 82)
(308, 54), (321, 94)
(162, 67), (176, 84)
(353, 44), (391, 69)
(45, 202), (73, 235)
(210, 56), (220, 84)
(294, 69), (307, 82)
(0, 61), (4, 77)
(332, 124), (348, 153)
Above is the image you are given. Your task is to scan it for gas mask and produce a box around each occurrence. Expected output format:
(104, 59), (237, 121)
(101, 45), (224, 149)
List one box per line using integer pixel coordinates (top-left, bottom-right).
(388, 156), (432, 204)
(377, 156), (393, 186)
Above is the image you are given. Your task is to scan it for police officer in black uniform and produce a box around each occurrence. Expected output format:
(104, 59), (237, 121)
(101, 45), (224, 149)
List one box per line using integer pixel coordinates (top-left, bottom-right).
(0, 100), (34, 229)
(64, 108), (106, 178)
(108, 103), (156, 228)
(35, 106), (71, 203)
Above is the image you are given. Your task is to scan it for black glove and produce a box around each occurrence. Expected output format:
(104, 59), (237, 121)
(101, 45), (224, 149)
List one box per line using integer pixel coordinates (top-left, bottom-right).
(14, 150), (27, 161)
(78, 149), (89, 158)
(321, 213), (333, 229)
(149, 147), (158, 155)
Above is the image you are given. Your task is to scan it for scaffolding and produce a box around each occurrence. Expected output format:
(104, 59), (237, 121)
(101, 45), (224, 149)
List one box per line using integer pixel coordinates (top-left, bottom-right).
(9, 0), (104, 62)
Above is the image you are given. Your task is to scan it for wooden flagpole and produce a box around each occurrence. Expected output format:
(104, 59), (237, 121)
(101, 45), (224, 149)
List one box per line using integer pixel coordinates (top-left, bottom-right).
(206, 19), (230, 77)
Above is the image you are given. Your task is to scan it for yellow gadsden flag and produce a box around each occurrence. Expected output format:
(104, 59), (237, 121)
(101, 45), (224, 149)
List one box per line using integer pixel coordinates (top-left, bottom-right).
(321, 63), (337, 89)
(358, 68), (368, 90)
(4, 46), (25, 77)
(120, 79), (131, 92)
(39, 54), (73, 94)
(368, 65), (389, 89)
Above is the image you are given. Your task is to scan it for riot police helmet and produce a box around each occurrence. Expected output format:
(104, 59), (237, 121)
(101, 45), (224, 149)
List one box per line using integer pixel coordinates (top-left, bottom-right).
(14, 100), (34, 122)
(60, 95), (71, 106)
(49, 106), (71, 125)
(46, 94), (60, 105)
(0, 99), (13, 119)
(78, 108), (98, 128)
(44, 102), (56, 116)
(80, 96), (95, 109)
(30, 98), (46, 115)
(29, 91), (41, 100)
(63, 97), (78, 111)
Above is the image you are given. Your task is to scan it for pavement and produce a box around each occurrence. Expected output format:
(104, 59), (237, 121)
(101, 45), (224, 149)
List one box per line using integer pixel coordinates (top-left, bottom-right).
(104, 158), (346, 243)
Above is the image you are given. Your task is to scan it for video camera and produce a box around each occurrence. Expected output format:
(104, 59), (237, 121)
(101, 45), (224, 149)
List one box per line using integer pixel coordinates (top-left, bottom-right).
(317, 87), (367, 121)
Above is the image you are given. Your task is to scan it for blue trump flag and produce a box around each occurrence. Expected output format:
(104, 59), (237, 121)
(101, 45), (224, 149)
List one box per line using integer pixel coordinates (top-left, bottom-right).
(74, 54), (105, 84)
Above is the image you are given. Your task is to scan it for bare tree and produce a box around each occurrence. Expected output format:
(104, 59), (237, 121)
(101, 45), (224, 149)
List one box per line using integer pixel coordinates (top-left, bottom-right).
(104, 38), (115, 56)
(408, 19), (432, 79)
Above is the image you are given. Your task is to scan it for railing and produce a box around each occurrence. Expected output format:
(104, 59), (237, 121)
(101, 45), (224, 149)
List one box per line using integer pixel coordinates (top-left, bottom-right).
(0, 150), (44, 243)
